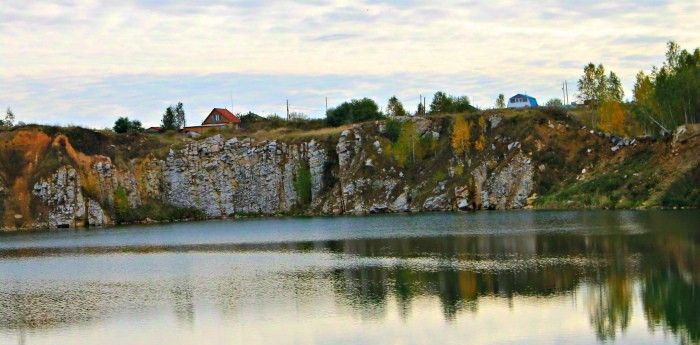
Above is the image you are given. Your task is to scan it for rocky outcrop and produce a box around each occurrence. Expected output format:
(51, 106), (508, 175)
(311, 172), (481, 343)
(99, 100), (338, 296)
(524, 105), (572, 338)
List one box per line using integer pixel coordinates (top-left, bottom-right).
(32, 166), (110, 228)
(163, 135), (303, 217)
(17, 116), (542, 230)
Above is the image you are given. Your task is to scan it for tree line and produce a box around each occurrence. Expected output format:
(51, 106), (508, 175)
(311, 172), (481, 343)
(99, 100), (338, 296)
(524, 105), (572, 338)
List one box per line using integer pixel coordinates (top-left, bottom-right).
(325, 91), (476, 126)
(576, 41), (699, 136)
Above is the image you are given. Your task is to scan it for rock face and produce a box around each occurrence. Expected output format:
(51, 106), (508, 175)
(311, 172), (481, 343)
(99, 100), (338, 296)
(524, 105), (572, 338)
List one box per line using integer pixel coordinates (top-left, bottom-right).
(32, 166), (109, 228)
(21, 117), (539, 230)
(163, 135), (305, 217)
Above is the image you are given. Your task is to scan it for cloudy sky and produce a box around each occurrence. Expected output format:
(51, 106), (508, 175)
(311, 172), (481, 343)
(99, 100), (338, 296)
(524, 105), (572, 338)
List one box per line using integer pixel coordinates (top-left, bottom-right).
(1, 0), (699, 128)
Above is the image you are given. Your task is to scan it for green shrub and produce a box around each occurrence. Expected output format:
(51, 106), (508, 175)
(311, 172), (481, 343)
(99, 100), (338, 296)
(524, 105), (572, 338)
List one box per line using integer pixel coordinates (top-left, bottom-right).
(113, 196), (206, 224)
(294, 161), (312, 206)
(385, 118), (402, 142)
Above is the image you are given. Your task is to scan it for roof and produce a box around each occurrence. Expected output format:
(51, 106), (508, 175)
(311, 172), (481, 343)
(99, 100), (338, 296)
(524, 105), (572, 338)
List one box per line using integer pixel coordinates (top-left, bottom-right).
(210, 108), (241, 123)
(509, 94), (538, 106)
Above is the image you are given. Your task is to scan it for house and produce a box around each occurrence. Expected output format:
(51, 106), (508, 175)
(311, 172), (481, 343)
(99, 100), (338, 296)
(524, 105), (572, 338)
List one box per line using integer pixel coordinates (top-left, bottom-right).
(146, 126), (163, 133)
(507, 94), (538, 108)
(202, 108), (241, 127)
(181, 108), (241, 134)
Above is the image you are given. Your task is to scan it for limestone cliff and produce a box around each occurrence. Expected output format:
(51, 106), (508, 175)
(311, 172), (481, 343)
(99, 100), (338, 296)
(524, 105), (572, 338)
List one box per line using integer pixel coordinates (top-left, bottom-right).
(0, 111), (698, 231)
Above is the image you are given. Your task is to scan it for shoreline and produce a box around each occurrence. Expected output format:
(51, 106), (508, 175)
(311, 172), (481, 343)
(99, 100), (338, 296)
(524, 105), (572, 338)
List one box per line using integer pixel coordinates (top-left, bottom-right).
(2, 207), (696, 234)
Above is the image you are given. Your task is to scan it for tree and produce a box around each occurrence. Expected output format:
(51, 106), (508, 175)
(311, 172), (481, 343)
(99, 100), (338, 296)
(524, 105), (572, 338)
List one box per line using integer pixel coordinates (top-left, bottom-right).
(578, 63), (600, 103)
(161, 106), (178, 130)
(1, 108), (14, 129)
(429, 91), (452, 114)
(545, 98), (564, 107)
(654, 41), (699, 127)
(160, 103), (186, 130)
(429, 91), (475, 114)
(416, 101), (426, 116)
(386, 96), (407, 117)
(598, 100), (627, 135)
(326, 98), (383, 126)
(113, 117), (143, 133)
(393, 121), (421, 167)
(632, 71), (661, 134)
(496, 94), (505, 109)
(452, 96), (472, 113)
(578, 63), (610, 104)
(451, 116), (471, 159)
(174, 102), (186, 128)
(607, 71), (624, 102)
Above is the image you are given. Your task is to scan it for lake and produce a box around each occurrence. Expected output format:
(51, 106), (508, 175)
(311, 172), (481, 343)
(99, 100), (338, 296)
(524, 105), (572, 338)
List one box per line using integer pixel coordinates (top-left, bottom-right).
(0, 210), (698, 345)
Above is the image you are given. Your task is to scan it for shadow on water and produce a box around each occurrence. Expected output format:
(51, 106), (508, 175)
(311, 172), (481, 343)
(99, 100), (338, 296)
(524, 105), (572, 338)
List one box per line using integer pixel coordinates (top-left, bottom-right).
(0, 210), (697, 343)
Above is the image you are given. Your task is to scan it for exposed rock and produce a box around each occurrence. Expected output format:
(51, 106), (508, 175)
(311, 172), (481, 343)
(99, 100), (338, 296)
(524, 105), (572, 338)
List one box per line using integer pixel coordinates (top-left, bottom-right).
(390, 192), (410, 212)
(488, 115), (502, 128)
(32, 166), (110, 229)
(423, 193), (449, 211)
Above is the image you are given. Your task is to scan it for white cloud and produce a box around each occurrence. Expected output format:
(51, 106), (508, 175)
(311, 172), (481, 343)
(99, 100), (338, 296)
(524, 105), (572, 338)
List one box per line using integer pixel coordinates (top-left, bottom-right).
(1, 0), (698, 127)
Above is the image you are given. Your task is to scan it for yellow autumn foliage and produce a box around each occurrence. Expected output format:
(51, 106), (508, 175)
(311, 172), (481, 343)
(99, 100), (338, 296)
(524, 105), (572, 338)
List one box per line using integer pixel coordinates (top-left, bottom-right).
(598, 100), (627, 135)
(475, 133), (487, 152)
(451, 116), (471, 158)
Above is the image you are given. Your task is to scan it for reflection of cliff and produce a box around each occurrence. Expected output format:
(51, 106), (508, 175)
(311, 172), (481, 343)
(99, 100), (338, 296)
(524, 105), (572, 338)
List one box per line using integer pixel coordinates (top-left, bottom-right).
(0, 219), (697, 343)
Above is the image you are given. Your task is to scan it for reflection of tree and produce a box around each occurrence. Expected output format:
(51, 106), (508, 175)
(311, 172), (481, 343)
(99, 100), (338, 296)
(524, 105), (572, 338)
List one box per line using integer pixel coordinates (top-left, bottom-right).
(586, 274), (633, 341)
(171, 279), (195, 328)
(640, 229), (699, 344)
(331, 267), (389, 320)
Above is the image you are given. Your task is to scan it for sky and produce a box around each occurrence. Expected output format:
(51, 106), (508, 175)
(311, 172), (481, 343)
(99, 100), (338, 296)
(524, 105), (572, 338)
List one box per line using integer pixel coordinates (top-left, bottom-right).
(1, 0), (699, 128)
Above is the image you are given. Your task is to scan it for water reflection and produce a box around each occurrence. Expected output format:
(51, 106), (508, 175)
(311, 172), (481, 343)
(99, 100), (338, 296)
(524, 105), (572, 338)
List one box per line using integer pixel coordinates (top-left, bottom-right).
(0, 211), (697, 344)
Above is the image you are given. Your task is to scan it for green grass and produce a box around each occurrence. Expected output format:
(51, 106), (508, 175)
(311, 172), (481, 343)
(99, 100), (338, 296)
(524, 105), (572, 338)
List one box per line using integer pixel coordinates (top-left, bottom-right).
(660, 163), (700, 207)
(535, 147), (658, 209)
(113, 197), (206, 224)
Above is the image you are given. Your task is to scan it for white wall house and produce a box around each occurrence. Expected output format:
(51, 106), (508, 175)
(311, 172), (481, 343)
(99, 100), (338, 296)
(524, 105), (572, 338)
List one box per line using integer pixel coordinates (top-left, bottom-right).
(507, 94), (538, 108)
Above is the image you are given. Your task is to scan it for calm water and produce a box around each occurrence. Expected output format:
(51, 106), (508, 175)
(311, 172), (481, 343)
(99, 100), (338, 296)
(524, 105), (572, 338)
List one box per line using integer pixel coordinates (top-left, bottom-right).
(0, 211), (698, 345)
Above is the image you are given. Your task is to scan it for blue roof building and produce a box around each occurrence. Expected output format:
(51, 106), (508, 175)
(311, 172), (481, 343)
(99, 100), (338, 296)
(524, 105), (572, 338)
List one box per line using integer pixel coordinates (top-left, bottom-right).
(507, 94), (538, 108)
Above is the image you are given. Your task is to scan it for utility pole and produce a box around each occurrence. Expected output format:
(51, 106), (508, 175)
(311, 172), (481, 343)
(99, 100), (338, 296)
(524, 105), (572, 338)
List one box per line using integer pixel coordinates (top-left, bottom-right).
(325, 97), (328, 115)
(286, 99), (289, 121)
(565, 81), (569, 105)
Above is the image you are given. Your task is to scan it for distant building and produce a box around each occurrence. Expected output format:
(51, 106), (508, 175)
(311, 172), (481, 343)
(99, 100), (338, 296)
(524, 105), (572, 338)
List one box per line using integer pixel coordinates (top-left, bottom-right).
(181, 108), (241, 134)
(507, 94), (538, 108)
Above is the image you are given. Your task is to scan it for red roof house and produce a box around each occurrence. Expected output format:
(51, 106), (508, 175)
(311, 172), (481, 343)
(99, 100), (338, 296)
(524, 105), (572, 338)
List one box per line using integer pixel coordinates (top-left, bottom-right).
(202, 108), (241, 126)
(181, 108), (241, 134)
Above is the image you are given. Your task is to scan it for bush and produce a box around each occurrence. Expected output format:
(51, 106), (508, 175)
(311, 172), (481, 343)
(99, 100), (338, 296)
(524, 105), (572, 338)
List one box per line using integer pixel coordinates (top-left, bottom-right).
(541, 106), (568, 121)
